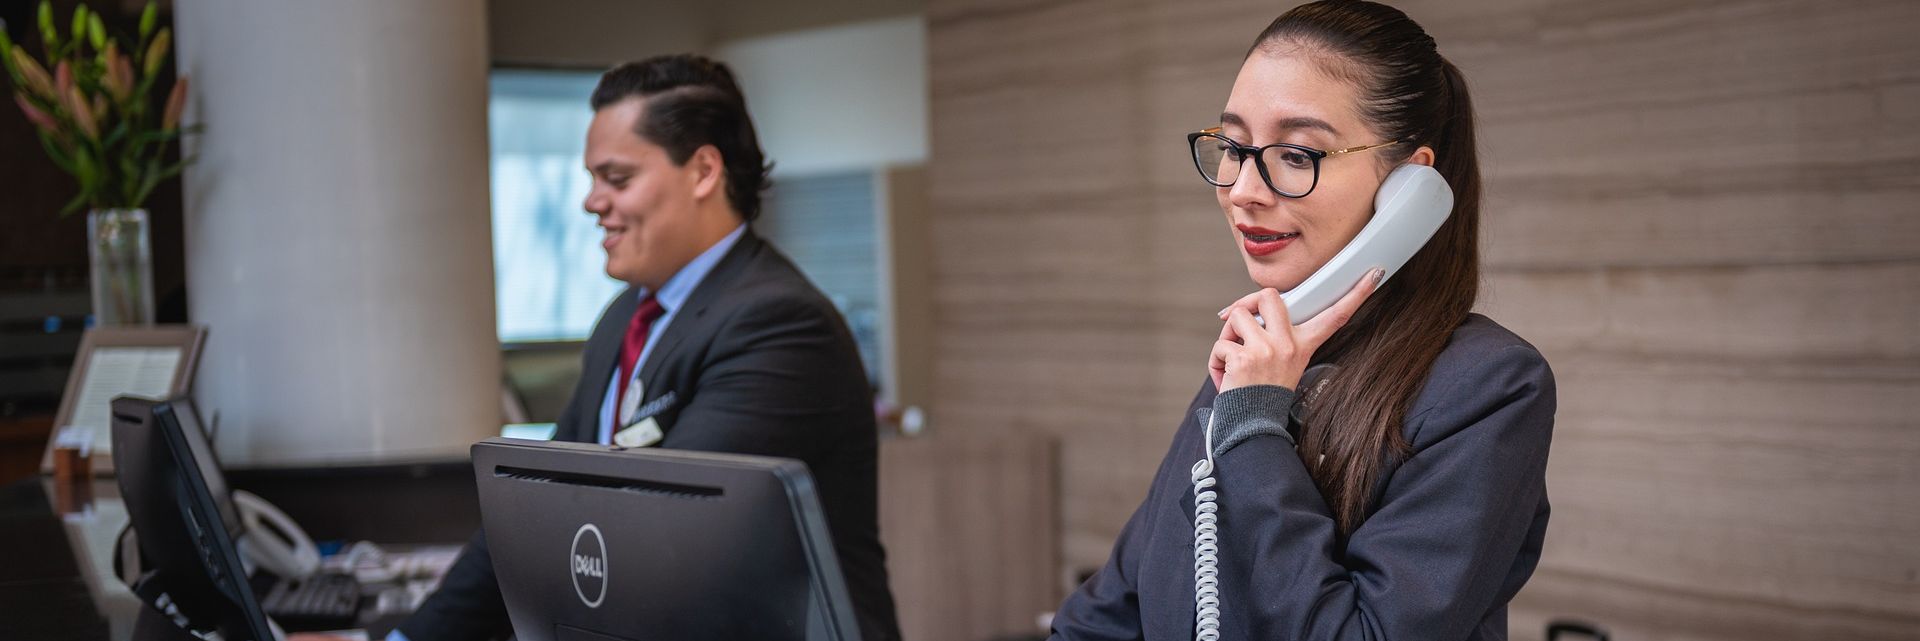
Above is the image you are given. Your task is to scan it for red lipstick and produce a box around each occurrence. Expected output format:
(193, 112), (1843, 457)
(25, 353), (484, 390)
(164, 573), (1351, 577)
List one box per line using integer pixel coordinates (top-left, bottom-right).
(1236, 224), (1298, 257)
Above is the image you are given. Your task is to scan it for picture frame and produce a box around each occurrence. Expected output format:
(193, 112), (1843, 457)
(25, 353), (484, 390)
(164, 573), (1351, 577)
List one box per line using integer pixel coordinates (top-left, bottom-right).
(40, 325), (206, 476)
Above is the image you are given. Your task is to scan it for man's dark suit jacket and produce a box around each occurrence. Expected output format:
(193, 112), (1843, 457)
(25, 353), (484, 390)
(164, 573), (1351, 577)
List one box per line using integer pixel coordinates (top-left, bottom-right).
(398, 230), (901, 641)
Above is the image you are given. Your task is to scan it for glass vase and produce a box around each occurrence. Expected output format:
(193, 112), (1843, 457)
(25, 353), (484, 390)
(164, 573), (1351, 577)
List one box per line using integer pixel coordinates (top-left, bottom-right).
(87, 208), (156, 326)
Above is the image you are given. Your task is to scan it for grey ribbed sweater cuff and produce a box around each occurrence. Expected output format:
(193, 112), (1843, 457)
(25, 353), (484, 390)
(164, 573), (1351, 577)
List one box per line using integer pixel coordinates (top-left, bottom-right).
(1210, 384), (1298, 456)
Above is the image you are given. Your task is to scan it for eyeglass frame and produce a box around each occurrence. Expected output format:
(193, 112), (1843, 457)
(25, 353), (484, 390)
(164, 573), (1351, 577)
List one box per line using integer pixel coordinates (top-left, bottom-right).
(1186, 126), (1403, 199)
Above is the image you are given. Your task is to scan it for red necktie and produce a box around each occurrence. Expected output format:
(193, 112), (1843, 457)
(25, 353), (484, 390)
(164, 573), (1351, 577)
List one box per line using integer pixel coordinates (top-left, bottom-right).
(615, 295), (666, 417)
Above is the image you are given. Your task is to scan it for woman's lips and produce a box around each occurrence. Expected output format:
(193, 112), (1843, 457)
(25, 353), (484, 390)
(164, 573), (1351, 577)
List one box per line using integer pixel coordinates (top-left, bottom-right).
(1237, 224), (1299, 257)
(602, 229), (625, 252)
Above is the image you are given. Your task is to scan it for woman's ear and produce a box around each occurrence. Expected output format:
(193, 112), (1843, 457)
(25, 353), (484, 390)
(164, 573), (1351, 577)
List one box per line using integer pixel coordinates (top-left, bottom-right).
(1409, 145), (1436, 167)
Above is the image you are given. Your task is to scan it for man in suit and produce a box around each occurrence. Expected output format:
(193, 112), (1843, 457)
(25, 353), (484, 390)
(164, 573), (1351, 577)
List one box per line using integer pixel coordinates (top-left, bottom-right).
(390, 55), (900, 641)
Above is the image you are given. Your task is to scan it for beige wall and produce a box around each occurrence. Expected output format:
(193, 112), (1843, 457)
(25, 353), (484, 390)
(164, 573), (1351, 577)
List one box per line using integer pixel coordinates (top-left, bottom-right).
(486, 1), (929, 180)
(486, 0), (917, 67)
(922, 0), (1920, 639)
(487, 0), (709, 67)
(715, 16), (929, 178)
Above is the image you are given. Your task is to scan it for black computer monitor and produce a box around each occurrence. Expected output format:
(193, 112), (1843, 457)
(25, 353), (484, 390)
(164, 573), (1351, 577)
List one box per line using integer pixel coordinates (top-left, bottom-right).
(111, 395), (276, 641)
(472, 437), (864, 641)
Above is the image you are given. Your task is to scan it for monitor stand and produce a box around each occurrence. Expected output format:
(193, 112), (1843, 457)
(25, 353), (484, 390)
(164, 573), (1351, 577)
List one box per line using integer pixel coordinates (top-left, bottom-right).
(132, 604), (212, 641)
(127, 573), (249, 641)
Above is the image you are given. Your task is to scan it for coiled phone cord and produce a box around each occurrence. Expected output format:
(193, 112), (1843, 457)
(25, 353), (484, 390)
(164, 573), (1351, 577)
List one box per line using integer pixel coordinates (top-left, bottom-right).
(1192, 412), (1221, 641)
(1191, 365), (1330, 640)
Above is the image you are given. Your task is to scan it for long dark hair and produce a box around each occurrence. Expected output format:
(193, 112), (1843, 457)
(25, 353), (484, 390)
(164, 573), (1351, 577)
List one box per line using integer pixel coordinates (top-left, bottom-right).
(1251, 0), (1482, 536)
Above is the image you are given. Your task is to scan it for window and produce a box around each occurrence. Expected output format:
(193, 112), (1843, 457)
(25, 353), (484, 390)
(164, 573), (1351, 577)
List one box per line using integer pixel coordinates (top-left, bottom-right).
(756, 172), (884, 389)
(488, 69), (619, 343)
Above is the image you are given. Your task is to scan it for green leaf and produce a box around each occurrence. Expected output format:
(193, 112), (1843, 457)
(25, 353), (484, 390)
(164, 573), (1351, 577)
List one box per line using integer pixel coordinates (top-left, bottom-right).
(103, 119), (129, 148)
(37, 2), (57, 50)
(0, 43), (21, 88)
(120, 154), (140, 204)
(59, 189), (89, 216)
(133, 154), (193, 207)
(139, 3), (158, 40)
(37, 130), (77, 173)
(132, 154), (161, 206)
(69, 5), (86, 48)
(133, 68), (156, 102)
(143, 28), (168, 77)
(133, 128), (182, 147)
(73, 144), (104, 206)
(88, 14), (106, 51)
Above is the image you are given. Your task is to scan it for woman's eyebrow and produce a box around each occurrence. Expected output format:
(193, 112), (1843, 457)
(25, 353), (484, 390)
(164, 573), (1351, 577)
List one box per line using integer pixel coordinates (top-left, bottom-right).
(1218, 112), (1340, 136)
(1276, 116), (1339, 135)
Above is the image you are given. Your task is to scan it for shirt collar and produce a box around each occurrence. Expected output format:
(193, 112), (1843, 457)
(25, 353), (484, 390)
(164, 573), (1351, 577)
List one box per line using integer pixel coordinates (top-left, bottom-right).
(638, 224), (747, 313)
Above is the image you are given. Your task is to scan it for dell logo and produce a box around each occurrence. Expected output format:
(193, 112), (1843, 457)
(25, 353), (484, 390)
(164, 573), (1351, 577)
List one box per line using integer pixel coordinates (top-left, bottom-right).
(573, 554), (604, 577)
(569, 523), (607, 608)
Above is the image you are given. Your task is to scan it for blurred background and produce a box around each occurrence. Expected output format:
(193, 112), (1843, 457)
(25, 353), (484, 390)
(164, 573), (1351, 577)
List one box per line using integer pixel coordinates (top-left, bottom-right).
(1, 0), (1915, 640)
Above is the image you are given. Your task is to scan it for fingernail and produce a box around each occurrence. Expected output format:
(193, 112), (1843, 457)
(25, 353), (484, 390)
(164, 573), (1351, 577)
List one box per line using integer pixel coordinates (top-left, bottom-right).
(1370, 268), (1385, 284)
(1216, 307), (1229, 318)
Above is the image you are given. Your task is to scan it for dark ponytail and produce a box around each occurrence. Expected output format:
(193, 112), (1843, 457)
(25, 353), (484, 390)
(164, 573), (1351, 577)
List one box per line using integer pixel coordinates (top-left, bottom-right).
(1249, 0), (1482, 536)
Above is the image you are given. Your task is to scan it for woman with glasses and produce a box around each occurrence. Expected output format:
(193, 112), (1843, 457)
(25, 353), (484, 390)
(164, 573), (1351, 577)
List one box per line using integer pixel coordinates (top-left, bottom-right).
(1050, 2), (1556, 640)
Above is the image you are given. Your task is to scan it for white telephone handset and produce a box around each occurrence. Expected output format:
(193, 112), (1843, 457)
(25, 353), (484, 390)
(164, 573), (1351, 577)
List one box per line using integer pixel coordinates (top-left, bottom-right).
(1193, 164), (1454, 641)
(1277, 163), (1454, 323)
(233, 490), (321, 579)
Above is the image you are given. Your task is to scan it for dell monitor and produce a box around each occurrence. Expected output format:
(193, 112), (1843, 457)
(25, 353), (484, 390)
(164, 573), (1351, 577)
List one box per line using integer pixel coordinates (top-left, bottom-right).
(472, 437), (863, 641)
(111, 395), (276, 641)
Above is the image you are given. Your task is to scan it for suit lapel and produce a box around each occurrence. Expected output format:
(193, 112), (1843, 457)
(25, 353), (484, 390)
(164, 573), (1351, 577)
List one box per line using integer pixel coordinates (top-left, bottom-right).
(572, 286), (640, 443)
(635, 230), (765, 400)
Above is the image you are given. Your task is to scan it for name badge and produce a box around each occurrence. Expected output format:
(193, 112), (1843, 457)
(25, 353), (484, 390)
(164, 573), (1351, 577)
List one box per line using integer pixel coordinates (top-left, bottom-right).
(614, 417), (664, 448)
(619, 379), (646, 427)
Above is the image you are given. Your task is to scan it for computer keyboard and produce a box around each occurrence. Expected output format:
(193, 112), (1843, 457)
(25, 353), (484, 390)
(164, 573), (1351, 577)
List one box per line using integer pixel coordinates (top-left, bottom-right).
(261, 571), (363, 631)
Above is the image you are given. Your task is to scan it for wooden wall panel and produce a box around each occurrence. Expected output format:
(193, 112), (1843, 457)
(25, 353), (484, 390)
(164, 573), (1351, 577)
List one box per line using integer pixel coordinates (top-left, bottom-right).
(918, 0), (1920, 639)
(879, 432), (1058, 641)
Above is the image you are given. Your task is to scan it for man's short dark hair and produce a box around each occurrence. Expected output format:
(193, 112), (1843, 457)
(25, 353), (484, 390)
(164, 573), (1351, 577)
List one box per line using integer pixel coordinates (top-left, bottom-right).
(590, 54), (772, 222)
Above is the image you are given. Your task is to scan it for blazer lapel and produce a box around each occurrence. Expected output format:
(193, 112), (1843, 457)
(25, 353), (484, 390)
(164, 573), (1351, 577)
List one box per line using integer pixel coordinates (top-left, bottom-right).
(635, 230), (765, 397)
(571, 286), (640, 443)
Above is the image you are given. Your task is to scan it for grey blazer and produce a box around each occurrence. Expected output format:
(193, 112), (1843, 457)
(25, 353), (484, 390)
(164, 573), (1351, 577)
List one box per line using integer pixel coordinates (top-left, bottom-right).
(1051, 313), (1556, 641)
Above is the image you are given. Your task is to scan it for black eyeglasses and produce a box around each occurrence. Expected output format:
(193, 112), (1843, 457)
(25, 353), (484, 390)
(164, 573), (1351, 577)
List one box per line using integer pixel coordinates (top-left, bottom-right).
(1187, 126), (1400, 198)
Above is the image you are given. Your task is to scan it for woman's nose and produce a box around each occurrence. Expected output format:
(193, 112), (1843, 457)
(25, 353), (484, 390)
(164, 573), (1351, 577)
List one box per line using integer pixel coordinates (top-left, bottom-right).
(1227, 159), (1275, 209)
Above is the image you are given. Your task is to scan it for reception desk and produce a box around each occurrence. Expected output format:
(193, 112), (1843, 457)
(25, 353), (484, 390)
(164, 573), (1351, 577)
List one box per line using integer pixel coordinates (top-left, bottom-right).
(0, 459), (480, 641)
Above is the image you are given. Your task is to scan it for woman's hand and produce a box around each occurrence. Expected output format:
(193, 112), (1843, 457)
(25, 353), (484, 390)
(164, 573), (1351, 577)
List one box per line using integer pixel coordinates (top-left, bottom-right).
(1209, 268), (1382, 392)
